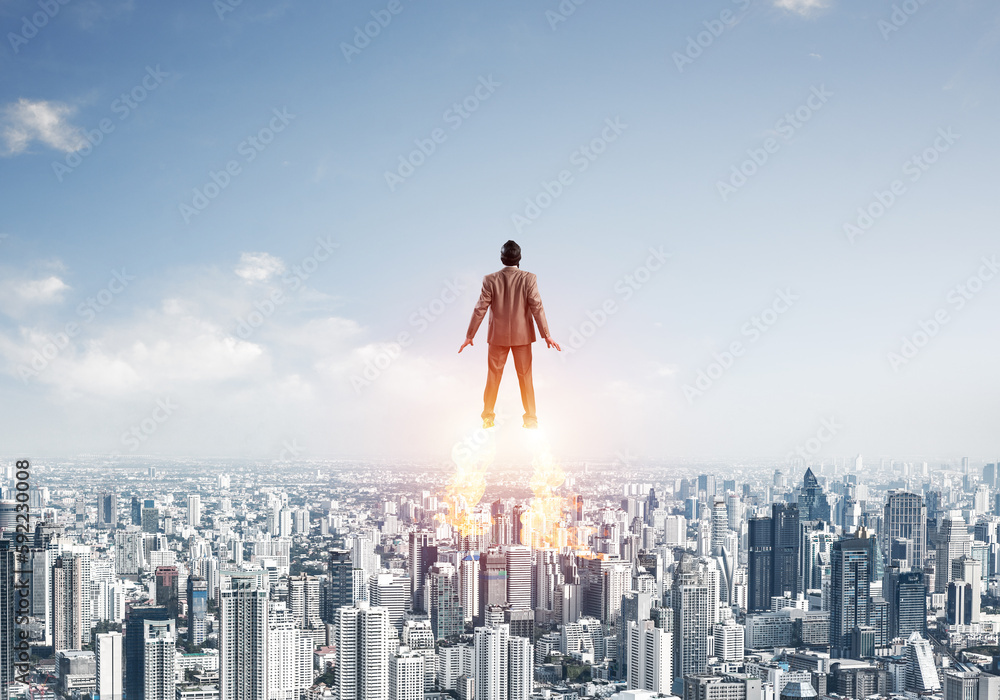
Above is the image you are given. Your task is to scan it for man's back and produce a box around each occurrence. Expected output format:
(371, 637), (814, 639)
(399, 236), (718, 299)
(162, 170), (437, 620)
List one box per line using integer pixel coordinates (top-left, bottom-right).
(468, 266), (550, 347)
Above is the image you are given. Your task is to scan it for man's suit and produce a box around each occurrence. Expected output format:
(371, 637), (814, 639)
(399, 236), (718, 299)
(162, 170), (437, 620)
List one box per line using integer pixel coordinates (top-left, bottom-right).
(466, 266), (550, 423)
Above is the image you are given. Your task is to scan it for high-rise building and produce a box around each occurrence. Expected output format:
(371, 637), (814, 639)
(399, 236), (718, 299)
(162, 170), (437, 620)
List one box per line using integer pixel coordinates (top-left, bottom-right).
(326, 549), (357, 622)
(389, 650), (424, 700)
(98, 491), (117, 529)
(336, 602), (391, 700)
(52, 554), (83, 651)
(154, 566), (179, 619)
(747, 517), (772, 612)
(474, 623), (508, 700)
(884, 492), (927, 571)
(830, 536), (870, 657)
(798, 468), (830, 523)
(95, 632), (123, 700)
(288, 574), (322, 629)
(142, 619), (176, 700)
(268, 605), (314, 700)
(477, 549), (507, 626)
(459, 553), (479, 624)
(905, 631), (941, 692)
(771, 503), (800, 599)
(187, 576), (208, 645)
(710, 499), (728, 556)
(672, 568), (711, 679)
(427, 562), (463, 640)
(220, 571), (268, 700)
(505, 546), (532, 610)
(627, 619), (672, 694)
(408, 531), (436, 614)
(124, 605), (168, 700)
(885, 568), (926, 641)
(115, 528), (144, 576)
(947, 556), (982, 626)
(508, 633), (533, 700)
(801, 522), (834, 593)
(369, 573), (409, 634)
(936, 514), (972, 593)
(187, 495), (201, 527)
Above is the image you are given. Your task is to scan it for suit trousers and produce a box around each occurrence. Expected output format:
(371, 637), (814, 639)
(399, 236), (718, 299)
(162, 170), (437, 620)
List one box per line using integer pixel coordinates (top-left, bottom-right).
(482, 344), (535, 422)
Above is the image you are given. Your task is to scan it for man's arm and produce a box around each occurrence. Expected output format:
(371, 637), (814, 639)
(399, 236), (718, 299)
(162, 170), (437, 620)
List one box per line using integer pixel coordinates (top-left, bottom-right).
(459, 277), (491, 353)
(528, 274), (560, 351)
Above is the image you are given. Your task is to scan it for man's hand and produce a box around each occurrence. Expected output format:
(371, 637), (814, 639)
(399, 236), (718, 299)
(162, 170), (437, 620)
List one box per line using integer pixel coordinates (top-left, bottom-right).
(545, 337), (561, 351)
(459, 339), (474, 353)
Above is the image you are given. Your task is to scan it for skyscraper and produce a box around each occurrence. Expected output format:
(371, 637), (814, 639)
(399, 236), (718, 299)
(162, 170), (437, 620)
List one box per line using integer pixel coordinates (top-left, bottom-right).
(831, 536), (871, 657)
(505, 546), (532, 610)
(427, 562), (463, 640)
(798, 468), (830, 522)
(186, 576), (208, 645)
(508, 633), (533, 700)
(936, 514), (972, 593)
(477, 549), (507, 626)
(142, 619), (176, 700)
(389, 650), (424, 700)
(95, 632), (123, 700)
(474, 623), (509, 700)
(220, 571), (268, 700)
(336, 602), (391, 700)
(885, 567), (926, 641)
(626, 619), (672, 694)
(771, 503), (800, 599)
(408, 531), (436, 614)
(187, 495), (201, 527)
(154, 566), (179, 619)
(268, 605), (314, 700)
(124, 605), (169, 700)
(747, 517), (772, 612)
(884, 492), (927, 571)
(52, 554), (83, 651)
(369, 573), (409, 634)
(98, 491), (117, 529)
(288, 573), (322, 629)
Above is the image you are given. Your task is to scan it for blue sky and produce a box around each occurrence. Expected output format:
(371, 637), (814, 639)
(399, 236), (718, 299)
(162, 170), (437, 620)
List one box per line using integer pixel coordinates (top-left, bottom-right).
(1, 0), (998, 464)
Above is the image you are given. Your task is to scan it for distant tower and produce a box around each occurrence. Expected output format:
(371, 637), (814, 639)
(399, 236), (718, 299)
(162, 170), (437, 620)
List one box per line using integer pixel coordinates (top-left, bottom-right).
(426, 562), (463, 641)
(831, 536), (870, 657)
(187, 495), (201, 528)
(884, 492), (927, 571)
(154, 566), (179, 618)
(408, 531), (436, 613)
(477, 549), (507, 626)
(52, 554), (83, 651)
(186, 577), (208, 645)
(505, 546), (532, 610)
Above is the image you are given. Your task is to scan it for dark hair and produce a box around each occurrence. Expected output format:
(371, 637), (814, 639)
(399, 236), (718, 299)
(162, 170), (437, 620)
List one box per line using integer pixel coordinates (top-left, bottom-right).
(501, 240), (521, 266)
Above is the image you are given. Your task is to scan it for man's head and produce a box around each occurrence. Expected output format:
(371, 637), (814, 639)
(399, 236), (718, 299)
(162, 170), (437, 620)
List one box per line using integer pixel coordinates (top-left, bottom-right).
(501, 240), (521, 267)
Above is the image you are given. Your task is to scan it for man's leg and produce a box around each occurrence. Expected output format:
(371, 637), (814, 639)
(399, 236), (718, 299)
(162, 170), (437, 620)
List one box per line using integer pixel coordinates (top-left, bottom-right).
(482, 344), (509, 423)
(510, 344), (537, 427)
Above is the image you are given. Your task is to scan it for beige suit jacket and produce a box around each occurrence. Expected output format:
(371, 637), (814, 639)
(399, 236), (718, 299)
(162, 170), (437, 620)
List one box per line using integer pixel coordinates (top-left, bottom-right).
(466, 266), (550, 346)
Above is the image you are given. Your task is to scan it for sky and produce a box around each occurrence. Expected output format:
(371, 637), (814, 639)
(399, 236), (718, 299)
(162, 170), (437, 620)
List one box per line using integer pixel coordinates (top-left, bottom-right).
(1, 0), (998, 465)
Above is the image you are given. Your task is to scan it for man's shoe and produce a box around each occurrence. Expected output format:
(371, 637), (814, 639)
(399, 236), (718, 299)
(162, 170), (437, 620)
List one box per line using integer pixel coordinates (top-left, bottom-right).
(483, 417), (495, 429)
(523, 418), (538, 429)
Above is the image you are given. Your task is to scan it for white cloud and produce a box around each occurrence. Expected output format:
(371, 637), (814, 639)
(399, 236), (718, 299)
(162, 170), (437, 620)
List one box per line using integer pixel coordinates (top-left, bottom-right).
(774, 0), (830, 16)
(235, 252), (286, 282)
(1, 99), (86, 155)
(15, 276), (69, 303)
(0, 273), (70, 317)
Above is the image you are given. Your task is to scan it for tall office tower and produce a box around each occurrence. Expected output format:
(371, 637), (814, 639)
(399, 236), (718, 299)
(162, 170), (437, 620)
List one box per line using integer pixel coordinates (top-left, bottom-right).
(801, 522), (834, 592)
(885, 568), (926, 640)
(124, 605), (168, 700)
(697, 474), (716, 498)
(95, 632), (123, 700)
(335, 602), (391, 700)
(427, 562), (463, 640)
(268, 605), (314, 700)
(798, 468), (831, 522)
(187, 495), (201, 527)
(511, 505), (528, 545)
(904, 632), (941, 692)
(626, 620), (671, 694)
(459, 554), (479, 624)
(771, 503), (800, 599)
(714, 619), (745, 662)
(671, 575), (709, 679)
(327, 549), (357, 621)
(663, 515), (686, 546)
(52, 554), (83, 651)
(220, 571), (268, 700)
(747, 517), (772, 612)
(535, 549), (561, 616)
(154, 566), (179, 618)
(831, 536), (871, 657)
(369, 573), (409, 634)
(492, 514), (512, 546)
(388, 650), (424, 700)
(936, 514), (973, 593)
(98, 491), (117, 529)
(115, 528), (144, 576)
(131, 496), (142, 526)
(725, 493), (742, 532)
(603, 564), (631, 630)
(142, 619), (176, 700)
(947, 556), (982, 626)
(408, 531), (436, 614)
(505, 546), (532, 610)
(400, 620), (435, 692)
(288, 574), (322, 629)
(710, 499), (728, 555)
(474, 623), (509, 700)
(884, 492), (927, 571)
(187, 576), (208, 645)
(508, 634), (533, 700)
(142, 506), (160, 534)
(477, 549), (507, 626)
(1, 540), (13, 700)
